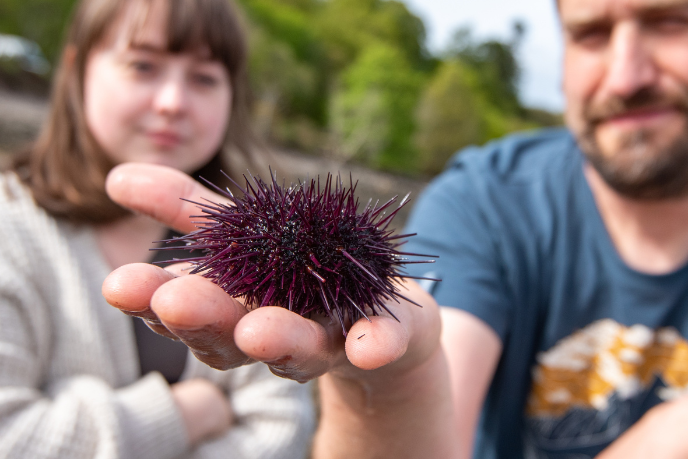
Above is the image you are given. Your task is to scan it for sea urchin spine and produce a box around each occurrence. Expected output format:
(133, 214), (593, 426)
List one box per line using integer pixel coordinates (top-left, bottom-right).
(160, 171), (438, 336)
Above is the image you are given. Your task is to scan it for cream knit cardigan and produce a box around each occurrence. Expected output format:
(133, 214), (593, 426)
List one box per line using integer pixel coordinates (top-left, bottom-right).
(0, 173), (315, 459)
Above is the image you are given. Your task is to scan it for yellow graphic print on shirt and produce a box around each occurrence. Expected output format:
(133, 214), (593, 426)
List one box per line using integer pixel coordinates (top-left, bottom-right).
(527, 319), (688, 418)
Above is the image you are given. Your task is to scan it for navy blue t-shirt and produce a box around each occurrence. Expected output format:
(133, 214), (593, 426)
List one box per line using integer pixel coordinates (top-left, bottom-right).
(403, 128), (688, 459)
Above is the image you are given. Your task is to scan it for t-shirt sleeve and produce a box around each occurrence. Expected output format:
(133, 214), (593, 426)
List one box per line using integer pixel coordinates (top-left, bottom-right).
(402, 166), (513, 343)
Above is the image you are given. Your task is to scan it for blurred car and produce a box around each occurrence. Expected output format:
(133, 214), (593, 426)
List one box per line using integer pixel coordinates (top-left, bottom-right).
(0, 34), (50, 75)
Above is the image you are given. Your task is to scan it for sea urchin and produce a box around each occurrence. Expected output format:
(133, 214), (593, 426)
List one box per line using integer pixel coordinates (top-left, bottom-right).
(161, 171), (437, 335)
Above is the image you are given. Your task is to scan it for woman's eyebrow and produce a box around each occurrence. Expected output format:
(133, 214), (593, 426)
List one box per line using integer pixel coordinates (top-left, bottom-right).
(125, 41), (216, 62)
(126, 42), (166, 53)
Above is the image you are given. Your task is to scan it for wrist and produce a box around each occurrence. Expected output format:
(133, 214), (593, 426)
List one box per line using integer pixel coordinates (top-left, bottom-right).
(171, 379), (232, 446)
(314, 346), (459, 459)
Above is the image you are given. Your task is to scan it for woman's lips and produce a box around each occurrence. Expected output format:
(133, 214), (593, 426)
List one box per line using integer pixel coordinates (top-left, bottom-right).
(147, 130), (182, 148)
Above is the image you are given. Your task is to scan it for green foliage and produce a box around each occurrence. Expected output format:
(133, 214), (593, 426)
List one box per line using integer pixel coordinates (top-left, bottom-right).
(446, 24), (525, 115)
(241, 4), (559, 175)
(248, 27), (318, 138)
(415, 60), (484, 175)
(1, 0), (562, 177)
(0, 0), (76, 65)
(414, 54), (543, 176)
(238, 0), (329, 125)
(239, 0), (322, 63)
(313, 0), (429, 72)
(413, 22), (565, 176)
(239, 0), (432, 155)
(330, 43), (424, 173)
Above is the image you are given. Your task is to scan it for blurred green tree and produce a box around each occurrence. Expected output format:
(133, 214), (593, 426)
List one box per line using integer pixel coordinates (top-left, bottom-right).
(239, 0), (322, 64)
(238, 0), (329, 127)
(314, 0), (430, 72)
(239, 0), (434, 161)
(330, 43), (424, 173)
(0, 0), (76, 65)
(414, 60), (485, 175)
(446, 22), (525, 115)
(412, 22), (560, 175)
(1, 0), (561, 177)
(248, 26), (317, 141)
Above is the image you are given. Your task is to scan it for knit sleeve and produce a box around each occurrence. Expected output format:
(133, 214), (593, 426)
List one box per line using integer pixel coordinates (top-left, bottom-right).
(0, 257), (190, 459)
(185, 359), (316, 459)
(0, 174), (190, 459)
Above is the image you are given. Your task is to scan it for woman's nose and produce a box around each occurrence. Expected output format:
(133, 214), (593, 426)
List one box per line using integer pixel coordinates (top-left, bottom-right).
(153, 75), (189, 117)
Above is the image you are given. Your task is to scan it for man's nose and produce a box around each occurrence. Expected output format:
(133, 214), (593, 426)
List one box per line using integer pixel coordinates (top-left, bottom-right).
(601, 22), (658, 98)
(154, 74), (189, 116)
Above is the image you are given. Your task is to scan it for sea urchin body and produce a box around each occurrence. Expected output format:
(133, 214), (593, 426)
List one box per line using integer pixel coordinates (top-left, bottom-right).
(161, 171), (437, 335)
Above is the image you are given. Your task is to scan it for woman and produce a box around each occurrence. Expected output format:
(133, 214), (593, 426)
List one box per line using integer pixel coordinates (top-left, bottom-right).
(0, 0), (314, 457)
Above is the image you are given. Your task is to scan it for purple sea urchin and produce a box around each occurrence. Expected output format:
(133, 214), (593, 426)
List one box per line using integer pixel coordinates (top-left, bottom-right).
(161, 171), (437, 335)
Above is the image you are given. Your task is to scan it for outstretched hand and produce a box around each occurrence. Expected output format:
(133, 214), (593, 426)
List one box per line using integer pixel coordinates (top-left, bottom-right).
(102, 163), (442, 383)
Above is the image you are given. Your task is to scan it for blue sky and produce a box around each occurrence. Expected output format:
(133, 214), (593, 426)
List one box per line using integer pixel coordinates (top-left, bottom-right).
(401, 0), (565, 112)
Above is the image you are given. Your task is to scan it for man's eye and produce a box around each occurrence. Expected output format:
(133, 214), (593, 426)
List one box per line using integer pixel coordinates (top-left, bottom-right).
(646, 16), (688, 34)
(571, 26), (611, 47)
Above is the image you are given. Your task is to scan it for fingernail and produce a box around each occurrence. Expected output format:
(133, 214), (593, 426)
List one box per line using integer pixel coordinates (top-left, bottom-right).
(263, 355), (294, 366)
(120, 309), (159, 322)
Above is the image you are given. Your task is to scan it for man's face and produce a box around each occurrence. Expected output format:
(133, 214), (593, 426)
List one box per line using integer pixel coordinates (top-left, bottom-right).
(562, 0), (688, 198)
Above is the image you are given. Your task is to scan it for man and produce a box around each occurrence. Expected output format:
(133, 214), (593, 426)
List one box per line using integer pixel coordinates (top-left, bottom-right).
(102, 0), (688, 457)
(399, 0), (688, 456)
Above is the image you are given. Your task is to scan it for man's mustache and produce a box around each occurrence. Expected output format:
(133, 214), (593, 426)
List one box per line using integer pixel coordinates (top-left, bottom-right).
(583, 87), (688, 125)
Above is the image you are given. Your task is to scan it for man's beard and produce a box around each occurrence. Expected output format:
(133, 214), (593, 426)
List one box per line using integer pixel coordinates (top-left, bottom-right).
(575, 87), (688, 200)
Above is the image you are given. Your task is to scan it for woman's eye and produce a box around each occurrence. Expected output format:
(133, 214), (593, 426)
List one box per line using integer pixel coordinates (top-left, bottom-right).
(130, 60), (156, 74)
(193, 73), (219, 87)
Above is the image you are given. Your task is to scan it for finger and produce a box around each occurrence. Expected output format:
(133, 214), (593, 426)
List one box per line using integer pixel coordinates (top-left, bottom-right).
(238, 281), (438, 379)
(234, 307), (345, 383)
(106, 163), (226, 234)
(102, 262), (180, 339)
(163, 262), (194, 277)
(103, 262), (177, 314)
(151, 274), (253, 370)
(345, 280), (440, 372)
(344, 317), (408, 370)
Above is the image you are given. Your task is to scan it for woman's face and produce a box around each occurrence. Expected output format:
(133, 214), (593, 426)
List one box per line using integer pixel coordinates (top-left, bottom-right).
(83, 0), (231, 173)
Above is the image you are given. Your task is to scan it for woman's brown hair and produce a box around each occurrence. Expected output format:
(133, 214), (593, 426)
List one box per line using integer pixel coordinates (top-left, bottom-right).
(11, 0), (253, 224)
